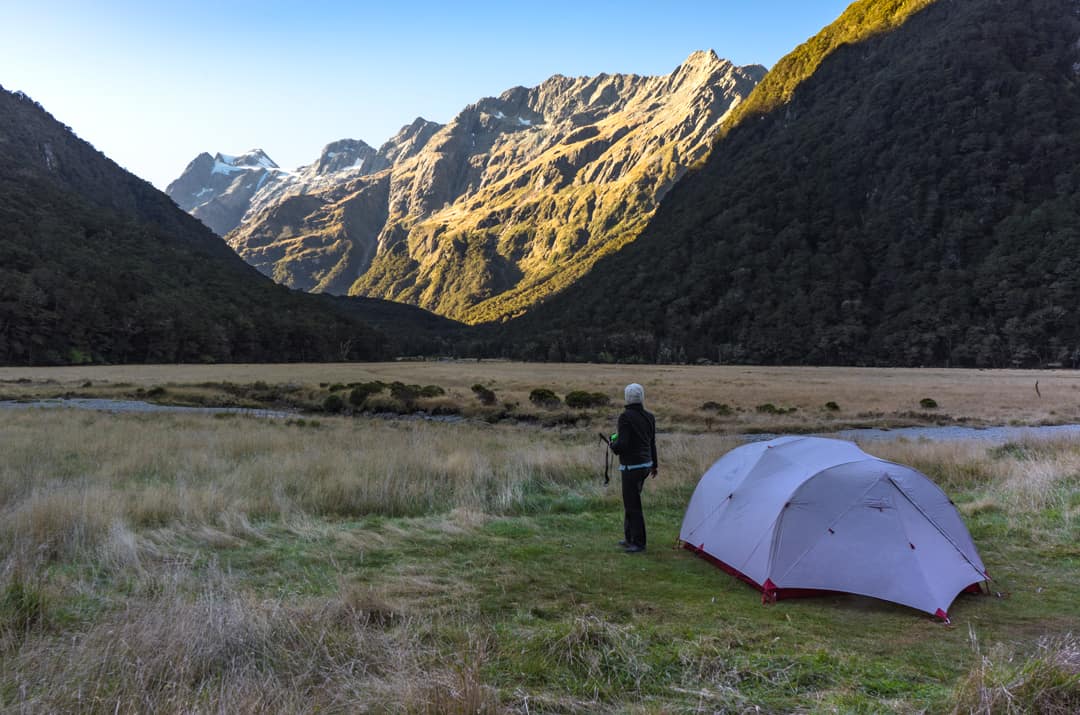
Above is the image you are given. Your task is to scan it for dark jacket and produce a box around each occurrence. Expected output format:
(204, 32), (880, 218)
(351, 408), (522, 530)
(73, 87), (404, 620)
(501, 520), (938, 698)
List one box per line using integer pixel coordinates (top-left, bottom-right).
(610, 403), (657, 469)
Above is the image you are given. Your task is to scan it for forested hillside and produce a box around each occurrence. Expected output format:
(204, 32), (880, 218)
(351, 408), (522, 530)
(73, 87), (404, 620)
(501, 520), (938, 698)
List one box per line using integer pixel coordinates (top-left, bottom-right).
(502, 0), (1080, 368)
(0, 88), (456, 365)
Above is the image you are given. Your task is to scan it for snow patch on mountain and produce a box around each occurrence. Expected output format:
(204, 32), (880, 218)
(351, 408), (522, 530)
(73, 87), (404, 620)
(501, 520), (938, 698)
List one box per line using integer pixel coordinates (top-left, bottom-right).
(211, 160), (245, 175)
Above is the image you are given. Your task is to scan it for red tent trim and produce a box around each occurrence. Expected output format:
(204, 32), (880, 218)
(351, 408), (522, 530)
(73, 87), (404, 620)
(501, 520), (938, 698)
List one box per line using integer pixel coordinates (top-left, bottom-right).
(682, 541), (839, 601)
(682, 541), (979, 618)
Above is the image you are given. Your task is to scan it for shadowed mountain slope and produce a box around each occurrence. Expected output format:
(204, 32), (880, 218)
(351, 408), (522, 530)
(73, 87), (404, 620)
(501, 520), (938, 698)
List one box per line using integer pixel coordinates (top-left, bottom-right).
(0, 87), (457, 365)
(504, 0), (1080, 368)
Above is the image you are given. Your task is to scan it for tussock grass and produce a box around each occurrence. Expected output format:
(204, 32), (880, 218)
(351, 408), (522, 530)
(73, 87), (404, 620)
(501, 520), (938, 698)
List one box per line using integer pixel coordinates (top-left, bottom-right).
(866, 439), (994, 491)
(0, 411), (605, 556)
(5, 558), (502, 713)
(0, 410), (732, 559)
(952, 630), (1080, 714)
(547, 613), (650, 692)
(999, 445), (1080, 514)
(1, 486), (118, 564)
(0, 563), (48, 647)
(0, 395), (1078, 712)
(868, 437), (1080, 532)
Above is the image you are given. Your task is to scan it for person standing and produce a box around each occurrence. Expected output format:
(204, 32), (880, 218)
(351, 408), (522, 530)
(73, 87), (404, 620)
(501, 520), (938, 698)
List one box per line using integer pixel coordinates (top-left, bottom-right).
(608, 383), (658, 553)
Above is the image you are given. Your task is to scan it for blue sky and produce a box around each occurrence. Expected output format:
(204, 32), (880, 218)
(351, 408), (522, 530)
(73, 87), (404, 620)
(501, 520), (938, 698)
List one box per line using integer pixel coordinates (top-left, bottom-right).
(1, 1), (852, 189)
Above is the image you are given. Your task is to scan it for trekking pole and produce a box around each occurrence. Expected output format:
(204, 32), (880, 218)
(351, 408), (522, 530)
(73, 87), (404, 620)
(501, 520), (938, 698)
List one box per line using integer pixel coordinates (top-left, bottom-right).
(597, 433), (611, 485)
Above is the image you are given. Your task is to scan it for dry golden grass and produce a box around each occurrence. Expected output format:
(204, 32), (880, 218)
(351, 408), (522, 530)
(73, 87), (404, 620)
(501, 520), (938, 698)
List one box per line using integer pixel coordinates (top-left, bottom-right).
(1, 376), (1078, 713)
(871, 437), (1080, 522)
(1, 406), (1074, 577)
(0, 409), (739, 575)
(4, 558), (500, 713)
(0, 410), (602, 572)
(952, 630), (1080, 715)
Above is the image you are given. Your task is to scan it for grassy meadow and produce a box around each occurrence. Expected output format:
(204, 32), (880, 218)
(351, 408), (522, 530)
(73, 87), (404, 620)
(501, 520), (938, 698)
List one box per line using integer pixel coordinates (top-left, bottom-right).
(1, 363), (1078, 712)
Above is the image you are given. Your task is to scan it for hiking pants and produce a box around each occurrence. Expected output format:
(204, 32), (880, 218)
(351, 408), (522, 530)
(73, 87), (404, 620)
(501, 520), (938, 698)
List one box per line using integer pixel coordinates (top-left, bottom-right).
(621, 468), (649, 548)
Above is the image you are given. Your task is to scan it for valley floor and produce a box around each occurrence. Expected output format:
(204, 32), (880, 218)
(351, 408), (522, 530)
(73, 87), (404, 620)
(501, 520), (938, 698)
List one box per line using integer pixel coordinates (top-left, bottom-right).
(1, 364), (1078, 712)
(2, 361), (1079, 432)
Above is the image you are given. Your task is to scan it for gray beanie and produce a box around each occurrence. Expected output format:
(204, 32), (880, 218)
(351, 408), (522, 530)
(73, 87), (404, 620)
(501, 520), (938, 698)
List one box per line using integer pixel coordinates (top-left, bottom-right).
(624, 383), (644, 405)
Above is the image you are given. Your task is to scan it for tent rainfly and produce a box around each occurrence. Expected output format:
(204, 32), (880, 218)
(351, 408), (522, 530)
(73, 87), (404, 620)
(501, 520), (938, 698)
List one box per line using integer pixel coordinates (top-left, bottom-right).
(679, 436), (988, 621)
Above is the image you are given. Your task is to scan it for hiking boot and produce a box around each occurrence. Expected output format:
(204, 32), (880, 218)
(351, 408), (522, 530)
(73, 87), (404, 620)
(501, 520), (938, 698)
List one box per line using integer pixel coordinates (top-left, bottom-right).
(624, 544), (645, 553)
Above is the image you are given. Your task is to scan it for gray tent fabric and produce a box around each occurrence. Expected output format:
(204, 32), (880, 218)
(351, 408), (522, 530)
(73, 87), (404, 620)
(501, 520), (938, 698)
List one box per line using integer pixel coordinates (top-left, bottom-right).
(680, 436), (987, 619)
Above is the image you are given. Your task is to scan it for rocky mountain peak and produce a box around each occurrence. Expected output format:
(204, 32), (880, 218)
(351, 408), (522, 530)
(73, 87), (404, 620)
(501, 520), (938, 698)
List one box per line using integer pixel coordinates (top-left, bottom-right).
(165, 147), (284, 234)
(681, 49), (723, 70)
(671, 49), (729, 82)
(373, 118), (442, 166)
(313, 139), (377, 175)
(213, 148), (278, 170)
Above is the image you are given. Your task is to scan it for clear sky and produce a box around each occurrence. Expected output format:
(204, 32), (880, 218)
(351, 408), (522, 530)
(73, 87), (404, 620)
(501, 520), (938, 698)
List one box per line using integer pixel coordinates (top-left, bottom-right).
(1, 1), (853, 189)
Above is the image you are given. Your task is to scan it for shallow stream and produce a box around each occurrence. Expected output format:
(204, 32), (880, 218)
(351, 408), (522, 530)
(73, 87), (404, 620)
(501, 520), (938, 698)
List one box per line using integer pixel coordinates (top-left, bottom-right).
(743, 423), (1080, 444)
(0, 398), (294, 419)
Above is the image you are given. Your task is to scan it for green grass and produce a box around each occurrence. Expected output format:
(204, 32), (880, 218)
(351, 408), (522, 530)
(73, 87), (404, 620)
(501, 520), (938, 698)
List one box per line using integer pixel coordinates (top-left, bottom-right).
(2, 408), (1078, 712)
(13, 494), (1065, 712)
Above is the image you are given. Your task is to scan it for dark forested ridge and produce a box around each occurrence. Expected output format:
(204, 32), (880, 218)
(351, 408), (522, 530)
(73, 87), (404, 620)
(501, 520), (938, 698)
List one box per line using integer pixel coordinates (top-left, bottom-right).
(0, 87), (458, 365)
(499, 0), (1080, 368)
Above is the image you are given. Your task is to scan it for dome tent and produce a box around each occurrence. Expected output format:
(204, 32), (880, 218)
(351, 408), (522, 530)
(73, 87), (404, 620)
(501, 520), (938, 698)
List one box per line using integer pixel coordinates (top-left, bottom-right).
(679, 436), (987, 621)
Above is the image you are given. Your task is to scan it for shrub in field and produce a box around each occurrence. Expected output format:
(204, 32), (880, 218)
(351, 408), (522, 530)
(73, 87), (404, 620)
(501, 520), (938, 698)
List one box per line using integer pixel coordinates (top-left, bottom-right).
(756, 403), (797, 415)
(390, 382), (420, 405)
(700, 401), (734, 415)
(920, 397), (939, 409)
(471, 384), (497, 405)
(529, 388), (561, 408)
(349, 381), (386, 407)
(824, 401), (840, 411)
(323, 394), (346, 413)
(371, 382), (444, 411)
(565, 391), (609, 409)
(362, 394), (409, 414)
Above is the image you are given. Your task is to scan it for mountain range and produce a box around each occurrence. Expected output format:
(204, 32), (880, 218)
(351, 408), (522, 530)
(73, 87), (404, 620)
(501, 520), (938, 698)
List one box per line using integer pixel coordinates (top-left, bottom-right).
(6, 0), (1079, 368)
(168, 51), (765, 323)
